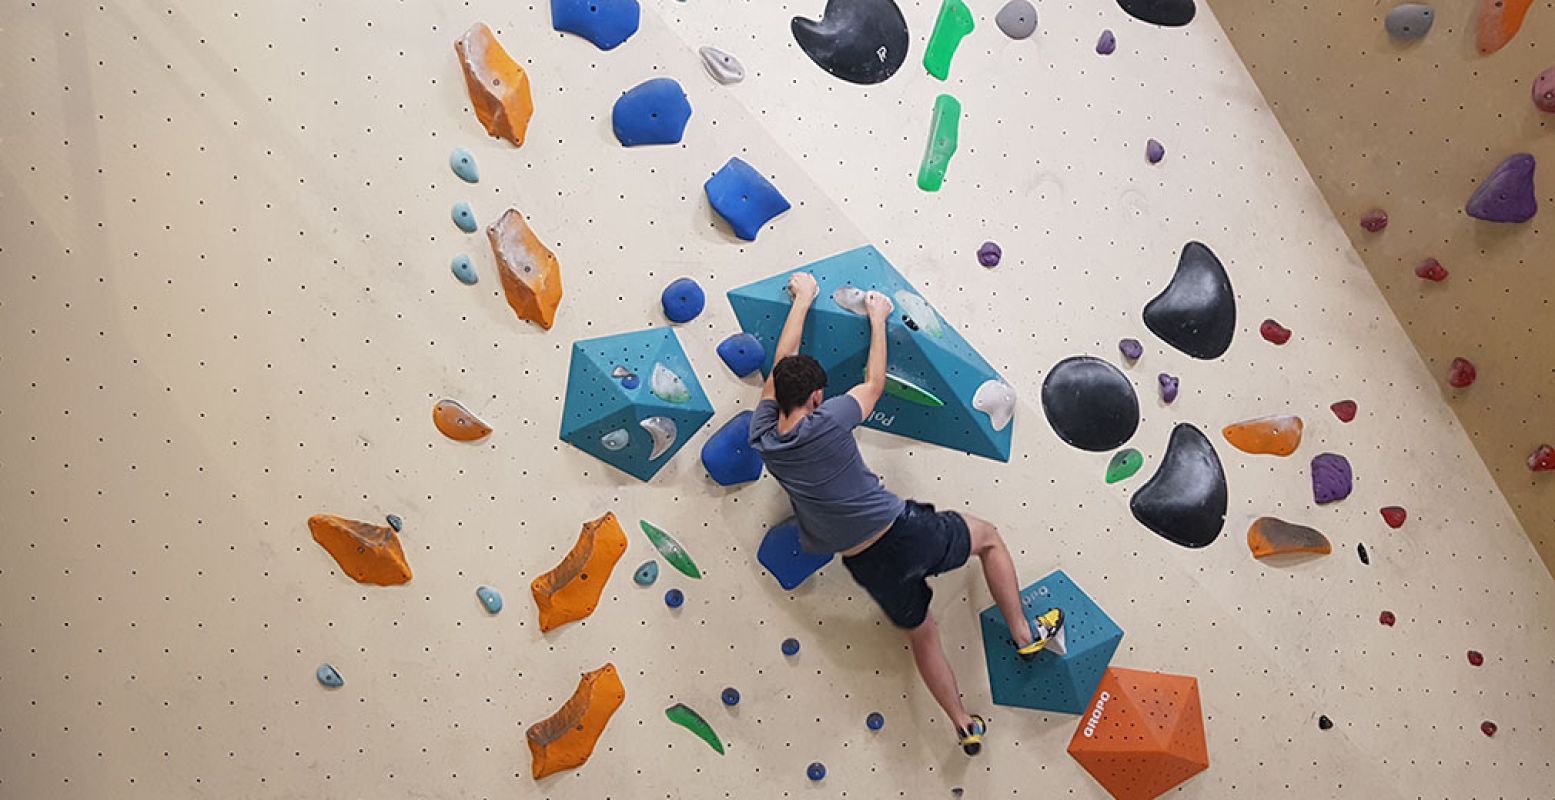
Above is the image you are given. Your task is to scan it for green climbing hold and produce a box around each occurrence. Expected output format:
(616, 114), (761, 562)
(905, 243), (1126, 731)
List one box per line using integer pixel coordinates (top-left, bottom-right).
(880, 371), (946, 407)
(917, 94), (962, 192)
(1106, 448), (1143, 484)
(665, 702), (725, 754)
(923, 0), (975, 81)
(639, 519), (702, 579)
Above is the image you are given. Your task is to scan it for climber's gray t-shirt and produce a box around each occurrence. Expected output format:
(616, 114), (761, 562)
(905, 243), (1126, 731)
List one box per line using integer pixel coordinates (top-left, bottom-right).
(749, 395), (905, 554)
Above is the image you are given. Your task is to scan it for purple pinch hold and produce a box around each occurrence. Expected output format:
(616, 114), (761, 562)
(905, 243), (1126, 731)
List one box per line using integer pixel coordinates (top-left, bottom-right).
(1096, 29), (1117, 55)
(1158, 373), (1179, 404)
(1119, 338), (1143, 360)
(977, 241), (1002, 267)
(1146, 138), (1165, 164)
(1311, 452), (1354, 505)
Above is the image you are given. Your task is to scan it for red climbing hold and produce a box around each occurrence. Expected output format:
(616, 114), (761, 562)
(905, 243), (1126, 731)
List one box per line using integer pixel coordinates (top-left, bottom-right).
(1481, 721), (1497, 737)
(1378, 610), (1396, 626)
(1380, 506), (1407, 529)
(1467, 650), (1484, 667)
(1528, 444), (1555, 472)
(1360, 209), (1388, 232)
(1330, 400), (1357, 423)
(1448, 357), (1477, 388)
(1414, 258), (1449, 282)
(1260, 319), (1292, 345)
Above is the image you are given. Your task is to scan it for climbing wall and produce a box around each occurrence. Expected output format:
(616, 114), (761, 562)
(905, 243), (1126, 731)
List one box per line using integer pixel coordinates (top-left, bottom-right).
(3, 2), (1554, 800)
(1208, 0), (1555, 570)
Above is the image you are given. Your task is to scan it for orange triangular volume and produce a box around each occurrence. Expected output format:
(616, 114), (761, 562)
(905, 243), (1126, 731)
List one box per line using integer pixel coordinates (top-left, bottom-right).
(1221, 415), (1303, 457)
(1477, 0), (1533, 54)
(454, 22), (534, 146)
(489, 208), (563, 330)
(1069, 667), (1208, 800)
(531, 512), (627, 632)
(1246, 516), (1331, 559)
(527, 663), (625, 779)
(308, 514), (413, 585)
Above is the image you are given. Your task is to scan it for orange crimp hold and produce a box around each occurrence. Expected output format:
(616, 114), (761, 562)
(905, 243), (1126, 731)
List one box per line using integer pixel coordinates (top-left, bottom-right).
(532, 512), (627, 632)
(433, 398), (493, 442)
(489, 208), (563, 330)
(1476, 0), (1533, 54)
(527, 663), (625, 779)
(1068, 667), (1209, 800)
(1247, 516), (1331, 560)
(454, 22), (534, 146)
(308, 515), (413, 586)
(1221, 414), (1303, 457)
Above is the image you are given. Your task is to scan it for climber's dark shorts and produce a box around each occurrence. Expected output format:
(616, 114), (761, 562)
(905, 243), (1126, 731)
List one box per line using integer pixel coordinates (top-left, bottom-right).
(842, 500), (972, 629)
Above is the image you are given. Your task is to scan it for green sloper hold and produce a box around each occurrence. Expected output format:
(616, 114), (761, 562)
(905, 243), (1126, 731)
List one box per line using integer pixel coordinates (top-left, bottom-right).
(1106, 448), (1143, 484)
(639, 519), (702, 579)
(923, 0), (975, 80)
(869, 369), (946, 407)
(666, 703), (725, 754)
(918, 95), (962, 192)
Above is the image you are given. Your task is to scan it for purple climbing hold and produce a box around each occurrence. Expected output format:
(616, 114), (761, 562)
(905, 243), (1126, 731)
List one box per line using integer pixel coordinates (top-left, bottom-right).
(1311, 452), (1353, 505)
(1119, 338), (1143, 361)
(1465, 153), (1537, 223)
(1146, 139), (1165, 164)
(1096, 29), (1117, 55)
(1158, 373), (1179, 404)
(978, 241), (1002, 267)
(1535, 66), (1555, 114)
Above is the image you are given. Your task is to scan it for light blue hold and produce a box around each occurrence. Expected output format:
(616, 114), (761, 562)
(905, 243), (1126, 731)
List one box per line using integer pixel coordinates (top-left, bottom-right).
(551, 0), (640, 51)
(612, 78), (693, 147)
(451, 254), (478, 285)
(633, 560), (659, 586)
(385, 514), (403, 532)
(316, 663), (344, 688)
(704, 157), (791, 241)
(452, 202), (477, 233)
(476, 585), (503, 614)
(978, 570), (1123, 714)
(450, 148), (480, 183)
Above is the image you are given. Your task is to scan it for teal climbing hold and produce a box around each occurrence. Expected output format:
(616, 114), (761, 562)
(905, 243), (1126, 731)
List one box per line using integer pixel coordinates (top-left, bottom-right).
(475, 585), (503, 614)
(450, 148), (480, 183)
(917, 95), (962, 192)
(452, 202), (477, 233)
(316, 663), (344, 688)
(979, 570), (1123, 714)
(704, 157), (791, 241)
(451, 254), (478, 285)
(633, 560), (659, 586)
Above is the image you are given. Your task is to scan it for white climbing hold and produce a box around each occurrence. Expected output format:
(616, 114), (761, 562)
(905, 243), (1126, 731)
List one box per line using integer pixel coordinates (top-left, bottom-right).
(973, 379), (1017, 431)
(641, 416), (678, 460)
(699, 46), (746, 85)
(893, 291), (942, 336)
(651, 363), (691, 403)
(601, 429), (630, 451)
(832, 285), (868, 315)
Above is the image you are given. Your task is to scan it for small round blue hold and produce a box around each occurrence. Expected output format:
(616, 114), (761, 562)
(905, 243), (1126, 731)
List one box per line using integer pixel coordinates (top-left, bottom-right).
(866, 711), (885, 731)
(722, 687), (741, 706)
(665, 588), (684, 609)
(452, 202), (477, 233)
(451, 254), (478, 285)
(661, 277), (706, 324)
(807, 762), (826, 781)
(316, 663), (344, 688)
(385, 514), (403, 532)
(476, 585), (503, 614)
(781, 637), (800, 656)
(621, 374), (640, 390)
(449, 147), (480, 183)
(634, 560), (659, 587)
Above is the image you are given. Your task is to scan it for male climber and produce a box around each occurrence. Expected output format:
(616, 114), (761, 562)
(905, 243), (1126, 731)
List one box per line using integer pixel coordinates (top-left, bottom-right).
(748, 272), (1062, 756)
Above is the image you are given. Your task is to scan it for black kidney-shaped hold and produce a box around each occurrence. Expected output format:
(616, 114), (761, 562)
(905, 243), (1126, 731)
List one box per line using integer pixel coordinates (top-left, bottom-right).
(1130, 423), (1227, 548)
(1143, 241), (1236, 360)
(791, 0), (910, 85)
(1116, 0), (1196, 27)
(1040, 356), (1140, 452)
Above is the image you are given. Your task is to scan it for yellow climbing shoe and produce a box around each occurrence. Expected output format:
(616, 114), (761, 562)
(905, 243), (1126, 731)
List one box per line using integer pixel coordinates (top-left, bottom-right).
(1015, 607), (1065, 661)
(957, 715), (988, 756)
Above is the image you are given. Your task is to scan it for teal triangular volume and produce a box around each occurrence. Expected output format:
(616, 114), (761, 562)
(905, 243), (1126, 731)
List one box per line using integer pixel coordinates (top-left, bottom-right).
(726, 245), (1013, 460)
(560, 327), (714, 481)
(978, 570), (1124, 714)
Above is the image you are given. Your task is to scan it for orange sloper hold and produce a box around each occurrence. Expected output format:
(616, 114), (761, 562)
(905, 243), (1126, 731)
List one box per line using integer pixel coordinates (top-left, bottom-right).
(532, 512), (628, 632)
(1069, 667), (1208, 800)
(1221, 414), (1303, 457)
(1247, 516), (1331, 560)
(308, 515), (413, 585)
(527, 663), (625, 779)
(433, 398), (493, 442)
(454, 22), (534, 146)
(489, 208), (563, 330)
(1477, 0), (1533, 54)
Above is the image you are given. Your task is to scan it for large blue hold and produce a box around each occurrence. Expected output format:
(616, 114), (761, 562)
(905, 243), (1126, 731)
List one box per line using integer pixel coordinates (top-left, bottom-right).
(701, 410), (763, 486)
(559, 327), (714, 481)
(612, 78), (692, 147)
(550, 0), (640, 50)
(704, 157), (791, 241)
(717, 332), (766, 377)
(728, 246), (1014, 461)
(661, 277), (706, 323)
(758, 518), (834, 590)
(979, 570), (1123, 714)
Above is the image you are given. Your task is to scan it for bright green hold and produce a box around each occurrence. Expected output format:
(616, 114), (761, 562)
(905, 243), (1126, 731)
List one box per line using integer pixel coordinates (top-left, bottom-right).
(639, 519), (702, 579)
(1106, 448), (1144, 484)
(878, 371), (945, 407)
(923, 0), (975, 81)
(917, 94), (961, 192)
(665, 702), (725, 755)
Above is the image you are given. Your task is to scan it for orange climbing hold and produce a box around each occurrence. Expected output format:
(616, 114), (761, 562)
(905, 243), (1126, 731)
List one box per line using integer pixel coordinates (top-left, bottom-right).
(1069, 667), (1209, 800)
(308, 514), (413, 585)
(527, 663), (625, 779)
(1247, 516), (1331, 559)
(1476, 0), (1533, 55)
(489, 208), (564, 330)
(532, 512), (628, 632)
(455, 22), (534, 146)
(433, 398), (493, 441)
(1222, 415), (1303, 457)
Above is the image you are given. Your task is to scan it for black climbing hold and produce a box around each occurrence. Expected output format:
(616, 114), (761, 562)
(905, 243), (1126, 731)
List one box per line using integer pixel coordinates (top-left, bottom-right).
(1116, 0), (1196, 27)
(791, 0), (910, 86)
(1040, 356), (1140, 452)
(1130, 423), (1227, 548)
(1357, 542), (1370, 565)
(1143, 241), (1236, 360)
(1318, 714), (1333, 730)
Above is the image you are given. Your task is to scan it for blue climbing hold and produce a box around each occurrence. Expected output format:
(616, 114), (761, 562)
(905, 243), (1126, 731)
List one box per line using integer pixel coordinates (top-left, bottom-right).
(620, 374), (640, 390)
(451, 254), (478, 285)
(807, 762), (827, 781)
(716, 333), (766, 378)
(449, 148), (479, 183)
(476, 585), (503, 614)
(551, 0), (640, 51)
(701, 411), (764, 486)
(316, 663), (344, 688)
(612, 78), (693, 147)
(781, 637), (801, 656)
(661, 277), (706, 323)
(385, 514), (403, 532)
(866, 711), (885, 731)
(722, 687), (741, 706)
(452, 202), (477, 233)
(634, 560), (659, 586)
(757, 517), (833, 590)
(665, 588), (685, 608)
(704, 157), (791, 241)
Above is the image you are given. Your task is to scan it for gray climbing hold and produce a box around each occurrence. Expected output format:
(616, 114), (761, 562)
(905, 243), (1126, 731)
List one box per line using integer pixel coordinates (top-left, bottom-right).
(699, 46), (746, 85)
(995, 0), (1038, 39)
(452, 202), (477, 233)
(316, 663), (344, 688)
(1384, 4), (1434, 41)
(451, 254), (478, 285)
(601, 428), (630, 451)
